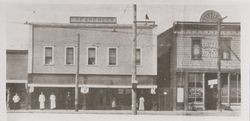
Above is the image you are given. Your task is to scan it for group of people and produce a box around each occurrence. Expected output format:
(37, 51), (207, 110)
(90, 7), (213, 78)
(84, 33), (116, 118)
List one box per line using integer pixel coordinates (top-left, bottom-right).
(111, 96), (145, 111)
(38, 92), (56, 110)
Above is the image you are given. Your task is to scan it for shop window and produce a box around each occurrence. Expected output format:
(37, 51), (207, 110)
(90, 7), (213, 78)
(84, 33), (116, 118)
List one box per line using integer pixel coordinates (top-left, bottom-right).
(136, 48), (141, 65)
(230, 74), (241, 103)
(188, 73), (203, 103)
(191, 38), (202, 60)
(88, 47), (96, 65)
(44, 46), (54, 65)
(221, 38), (231, 60)
(65, 47), (74, 65)
(108, 48), (117, 65)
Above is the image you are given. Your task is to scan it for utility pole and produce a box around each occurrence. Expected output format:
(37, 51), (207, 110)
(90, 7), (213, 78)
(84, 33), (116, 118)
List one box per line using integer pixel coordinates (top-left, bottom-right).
(217, 16), (227, 112)
(75, 33), (80, 111)
(131, 4), (138, 115)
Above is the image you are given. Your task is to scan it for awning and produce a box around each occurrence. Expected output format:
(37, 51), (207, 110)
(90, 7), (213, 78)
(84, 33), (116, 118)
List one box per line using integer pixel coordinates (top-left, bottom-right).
(28, 74), (157, 88)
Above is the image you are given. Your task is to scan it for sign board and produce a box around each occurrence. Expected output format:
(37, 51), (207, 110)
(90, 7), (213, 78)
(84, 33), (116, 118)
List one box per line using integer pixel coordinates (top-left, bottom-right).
(81, 87), (89, 94)
(208, 79), (217, 85)
(70, 16), (117, 24)
(177, 88), (184, 103)
(200, 10), (222, 22)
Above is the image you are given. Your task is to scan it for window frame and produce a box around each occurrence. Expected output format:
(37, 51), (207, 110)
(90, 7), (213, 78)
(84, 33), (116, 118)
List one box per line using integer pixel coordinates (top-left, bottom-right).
(220, 38), (231, 60)
(64, 46), (75, 65)
(191, 37), (202, 60)
(87, 47), (97, 65)
(107, 47), (118, 66)
(136, 47), (142, 66)
(43, 46), (54, 65)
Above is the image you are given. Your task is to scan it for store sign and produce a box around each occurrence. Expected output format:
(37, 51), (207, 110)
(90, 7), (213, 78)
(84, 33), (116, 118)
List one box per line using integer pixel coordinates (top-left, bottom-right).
(208, 79), (217, 88)
(70, 16), (117, 24)
(200, 10), (222, 22)
(81, 87), (89, 94)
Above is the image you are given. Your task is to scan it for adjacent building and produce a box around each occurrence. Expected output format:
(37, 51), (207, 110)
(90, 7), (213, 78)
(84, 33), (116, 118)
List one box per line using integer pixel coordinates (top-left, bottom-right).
(158, 10), (241, 111)
(26, 17), (158, 110)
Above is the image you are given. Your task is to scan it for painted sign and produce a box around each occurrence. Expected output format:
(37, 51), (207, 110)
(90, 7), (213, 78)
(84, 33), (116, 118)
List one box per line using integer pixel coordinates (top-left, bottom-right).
(200, 10), (222, 22)
(70, 16), (117, 24)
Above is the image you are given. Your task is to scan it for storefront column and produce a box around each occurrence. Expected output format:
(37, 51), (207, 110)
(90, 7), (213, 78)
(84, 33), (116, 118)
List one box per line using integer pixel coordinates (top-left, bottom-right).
(202, 73), (205, 110)
(172, 73), (177, 111)
(227, 73), (231, 108)
(184, 72), (188, 111)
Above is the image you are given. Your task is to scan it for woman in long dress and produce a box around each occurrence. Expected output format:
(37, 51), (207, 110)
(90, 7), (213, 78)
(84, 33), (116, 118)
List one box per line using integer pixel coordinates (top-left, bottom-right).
(39, 92), (45, 110)
(50, 93), (56, 109)
(139, 96), (145, 111)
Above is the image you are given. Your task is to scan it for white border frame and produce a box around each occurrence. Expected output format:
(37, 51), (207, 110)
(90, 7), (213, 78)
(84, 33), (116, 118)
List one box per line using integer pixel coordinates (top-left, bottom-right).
(86, 47), (97, 65)
(107, 47), (118, 66)
(64, 46), (76, 65)
(43, 46), (54, 65)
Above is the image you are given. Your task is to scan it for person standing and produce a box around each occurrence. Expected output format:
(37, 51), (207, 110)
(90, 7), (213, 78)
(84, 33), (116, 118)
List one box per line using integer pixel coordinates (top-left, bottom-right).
(50, 93), (56, 109)
(111, 97), (116, 110)
(139, 96), (145, 111)
(39, 92), (45, 110)
(12, 93), (20, 110)
(65, 92), (71, 109)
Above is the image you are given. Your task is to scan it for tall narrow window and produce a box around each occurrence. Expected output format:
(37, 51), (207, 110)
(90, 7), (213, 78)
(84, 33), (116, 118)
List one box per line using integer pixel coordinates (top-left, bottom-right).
(221, 38), (231, 60)
(188, 73), (203, 103)
(108, 48), (117, 65)
(88, 48), (96, 65)
(192, 38), (202, 60)
(136, 48), (141, 65)
(44, 46), (53, 65)
(66, 47), (74, 65)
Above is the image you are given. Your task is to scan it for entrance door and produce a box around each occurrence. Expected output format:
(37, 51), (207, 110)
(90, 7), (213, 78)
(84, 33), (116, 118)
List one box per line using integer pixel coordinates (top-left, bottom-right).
(205, 73), (217, 110)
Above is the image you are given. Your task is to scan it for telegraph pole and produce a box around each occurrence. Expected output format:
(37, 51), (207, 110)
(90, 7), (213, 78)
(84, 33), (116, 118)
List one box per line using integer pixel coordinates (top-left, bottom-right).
(75, 33), (80, 111)
(217, 16), (227, 112)
(131, 4), (138, 115)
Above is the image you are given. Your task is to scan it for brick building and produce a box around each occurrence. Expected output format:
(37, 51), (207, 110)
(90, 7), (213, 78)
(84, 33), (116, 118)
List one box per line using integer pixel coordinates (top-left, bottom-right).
(26, 17), (158, 110)
(157, 10), (241, 111)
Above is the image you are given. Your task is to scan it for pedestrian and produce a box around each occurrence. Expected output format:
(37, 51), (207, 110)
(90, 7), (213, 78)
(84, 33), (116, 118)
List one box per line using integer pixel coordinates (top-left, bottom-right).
(139, 96), (145, 111)
(12, 93), (20, 110)
(65, 92), (71, 109)
(50, 93), (56, 109)
(111, 97), (116, 110)
(39, 92), (45, 110)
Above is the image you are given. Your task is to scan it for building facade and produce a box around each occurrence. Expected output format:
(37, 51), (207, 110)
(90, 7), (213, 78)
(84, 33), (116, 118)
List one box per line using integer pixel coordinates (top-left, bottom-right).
(26, 18), (158, 110)
(158, 10), (241, 111)
(6, 50), (28, 110)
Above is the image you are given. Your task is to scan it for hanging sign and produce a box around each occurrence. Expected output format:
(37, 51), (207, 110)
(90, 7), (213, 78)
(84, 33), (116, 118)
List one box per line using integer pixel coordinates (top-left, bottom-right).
(150, 88), (156, 94)
(81, 86), (89, 94)
(29, 86), (34, 93)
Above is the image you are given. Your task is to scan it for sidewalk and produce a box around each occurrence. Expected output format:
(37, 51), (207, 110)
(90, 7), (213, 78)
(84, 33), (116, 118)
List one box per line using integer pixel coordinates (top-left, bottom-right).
(7, 109), (240, 116)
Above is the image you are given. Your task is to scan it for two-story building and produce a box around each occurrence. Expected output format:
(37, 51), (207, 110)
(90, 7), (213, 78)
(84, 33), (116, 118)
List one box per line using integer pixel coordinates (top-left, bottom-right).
(158, 10), (240, 111)
(26, 17), (158, 110)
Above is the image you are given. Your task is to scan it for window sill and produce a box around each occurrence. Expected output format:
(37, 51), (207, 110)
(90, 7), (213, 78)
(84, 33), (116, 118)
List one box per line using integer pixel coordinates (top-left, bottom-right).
(44, 64), (54, 66)
(64, 64), (75, 66)
(107, 65), (119, 67)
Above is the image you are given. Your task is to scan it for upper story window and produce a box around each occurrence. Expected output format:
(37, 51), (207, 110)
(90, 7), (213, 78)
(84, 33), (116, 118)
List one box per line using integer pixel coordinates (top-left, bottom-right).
(221, 38), (231, 60)
(88, 47), (96, 65)
(65, 47), (75, 65)
(108, 47), (117, 66)
(44, 46), (54, 65)
(136, 48), (141, 65)
(191, 38), (202, 60)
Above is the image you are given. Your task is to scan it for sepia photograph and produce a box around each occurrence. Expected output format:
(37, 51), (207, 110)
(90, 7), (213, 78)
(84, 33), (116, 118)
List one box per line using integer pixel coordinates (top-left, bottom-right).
(1, 1), (249, 121)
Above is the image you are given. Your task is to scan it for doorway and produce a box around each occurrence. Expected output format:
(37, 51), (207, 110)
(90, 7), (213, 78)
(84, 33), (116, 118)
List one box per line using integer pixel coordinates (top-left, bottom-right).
(205, 73), (217, 110)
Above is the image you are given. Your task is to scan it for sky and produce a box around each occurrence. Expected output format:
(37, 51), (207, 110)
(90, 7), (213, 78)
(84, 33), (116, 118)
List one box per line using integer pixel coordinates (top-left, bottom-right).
(4, 3), (241, 50)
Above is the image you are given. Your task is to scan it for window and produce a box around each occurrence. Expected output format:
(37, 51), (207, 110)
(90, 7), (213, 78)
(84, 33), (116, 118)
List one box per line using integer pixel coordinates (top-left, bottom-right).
(88, 48), (96, 65)
(188, 73), (203, 103)
(191, 38), (202, 60)
(221, 38), (231, 60)
(230, 74), (241, 103)
(65, 47), (74, 65)
(136, 48), (141, 65)
(108, 48), (117, 65)
(44, 46), (53, 65)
